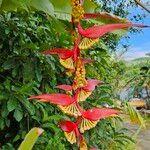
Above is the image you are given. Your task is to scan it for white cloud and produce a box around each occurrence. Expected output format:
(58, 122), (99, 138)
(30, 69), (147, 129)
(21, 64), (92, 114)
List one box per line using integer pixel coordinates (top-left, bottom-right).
(123, 42), (150, 61)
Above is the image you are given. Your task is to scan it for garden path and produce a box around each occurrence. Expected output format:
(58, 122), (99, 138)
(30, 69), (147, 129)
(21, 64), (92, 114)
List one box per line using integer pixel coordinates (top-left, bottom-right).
(125, 122), (150, 150)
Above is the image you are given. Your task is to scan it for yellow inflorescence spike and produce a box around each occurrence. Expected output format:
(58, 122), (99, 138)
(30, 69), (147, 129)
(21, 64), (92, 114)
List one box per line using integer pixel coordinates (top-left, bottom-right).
(71, 0), (84, 22)
(73, 58), (87, 89)
(80, 137), (88, 150)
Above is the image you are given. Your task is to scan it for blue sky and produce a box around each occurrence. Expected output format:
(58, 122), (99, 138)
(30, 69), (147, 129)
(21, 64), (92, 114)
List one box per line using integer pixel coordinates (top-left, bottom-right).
(120, 5), (150, 60)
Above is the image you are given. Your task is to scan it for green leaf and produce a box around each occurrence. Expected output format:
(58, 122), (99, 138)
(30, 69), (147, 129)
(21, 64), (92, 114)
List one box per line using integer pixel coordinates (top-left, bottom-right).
(0, 118), (5, 130)
(50, 0), (71, 21)
(19, 98), (35, 115)
(0, 0), (18, 11)
(1, 143), (15, 150)
(0, 0), (54, 15)
(83, 0), (97, 13)
(0, 0), (29, 11)
(124, 102), (146, 129)
(2, 59), (16, 70)
(111, 29), (128, 37)
(13, 108), (23, 122)
(30, 0), (54, 16)
(23, 61), (34, 82)
(0, 0), (2, 7)
(50, 17), (66, 33)
(18, 127), (44, 150)
(50, 0), (98, 21)
(35, 64), (42, 82)
(7, 98), (18, 112)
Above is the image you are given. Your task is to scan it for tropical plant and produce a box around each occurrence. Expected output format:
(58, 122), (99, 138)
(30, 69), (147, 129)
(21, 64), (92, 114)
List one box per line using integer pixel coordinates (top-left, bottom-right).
(0, 0), (149, 150)
(28, 0), (149, 149)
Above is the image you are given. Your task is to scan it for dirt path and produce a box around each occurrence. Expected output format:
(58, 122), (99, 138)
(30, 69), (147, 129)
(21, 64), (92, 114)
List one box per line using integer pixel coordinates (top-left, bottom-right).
(125, 122), (150, 150)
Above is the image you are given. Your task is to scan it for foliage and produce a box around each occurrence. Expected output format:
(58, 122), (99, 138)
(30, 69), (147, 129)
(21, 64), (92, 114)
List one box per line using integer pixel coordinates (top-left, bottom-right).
(18, 128), (44, 150)
(117, 57), (150, 100)
(0, 0), (97, 20)
(0, 0), (149, 150)
(0, 12), (70, 149)
(122, 102), (146, 129)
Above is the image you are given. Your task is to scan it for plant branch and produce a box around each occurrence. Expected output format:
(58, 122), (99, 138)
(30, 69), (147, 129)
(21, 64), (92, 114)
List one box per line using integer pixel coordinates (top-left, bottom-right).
(134, 0), (150, 13)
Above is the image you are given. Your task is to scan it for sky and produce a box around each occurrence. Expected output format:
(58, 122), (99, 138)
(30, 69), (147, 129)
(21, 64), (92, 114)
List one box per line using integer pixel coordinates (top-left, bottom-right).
(120, 4), (150, 61)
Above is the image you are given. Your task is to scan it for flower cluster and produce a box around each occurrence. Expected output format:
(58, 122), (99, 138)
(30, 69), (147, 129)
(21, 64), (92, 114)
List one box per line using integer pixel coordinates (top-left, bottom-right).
(30, 0), (149, 149)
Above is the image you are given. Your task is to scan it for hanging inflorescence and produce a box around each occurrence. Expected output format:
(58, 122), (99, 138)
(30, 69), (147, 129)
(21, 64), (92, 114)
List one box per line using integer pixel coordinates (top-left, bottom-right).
(29, 0), (149, 149)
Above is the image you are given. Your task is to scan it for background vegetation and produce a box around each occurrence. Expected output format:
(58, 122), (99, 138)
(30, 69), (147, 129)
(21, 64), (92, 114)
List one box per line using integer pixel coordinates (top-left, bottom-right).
(0, 0), (149, 149)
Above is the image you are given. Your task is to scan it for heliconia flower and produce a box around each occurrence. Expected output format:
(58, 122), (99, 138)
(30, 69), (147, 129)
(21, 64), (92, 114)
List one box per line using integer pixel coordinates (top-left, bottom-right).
(59, 120), (79, 144)
(59, 120), (88, 150)
(79, 108), (119, 133)
(77, 79), (103, 102)
(55, 79), (102, 102)
(43, 37), (81, 69)
(79, 12), (130, 50)
(29, 94), (81, 117)
(42, 48), (73, 59)
(42, 48), (74, 69)
(29, 94), (75, 106)
(83, 79), (103, 91)
(79, 12), (129, 50)
(78, 22), (149, 39)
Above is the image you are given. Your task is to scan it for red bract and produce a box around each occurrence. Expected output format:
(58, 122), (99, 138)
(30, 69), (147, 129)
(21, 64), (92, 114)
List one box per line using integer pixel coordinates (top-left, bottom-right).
(59, 120), (88, 149)
(79, 108), (119, 133)
(79, 12), (129, 50)
(56, 84), (73, 91)
(43, 48), (74, 69)
(83, 79), (103, 92)
(78, 23), (149, 39)
(30, 94), (82, 117)
(77, 79), (103, 102)
(59, 120), (77, 132)
(43, 48), (73, 59)
(42, 37), (81, 69)
(90, 148), (99, 150)
(82, 108), (119, 121)
(29, 94), (75, 106)
(59, 120), (79, 144)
